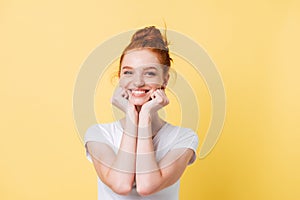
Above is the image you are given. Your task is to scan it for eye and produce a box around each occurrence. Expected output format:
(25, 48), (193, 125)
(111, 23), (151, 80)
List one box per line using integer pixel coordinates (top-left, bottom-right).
(123, 70), (133, 75)
(145, 71), (156, 76)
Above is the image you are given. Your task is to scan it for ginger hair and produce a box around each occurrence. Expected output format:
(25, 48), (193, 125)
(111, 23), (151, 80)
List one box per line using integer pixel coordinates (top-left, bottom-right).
(118, 26), (172, 77)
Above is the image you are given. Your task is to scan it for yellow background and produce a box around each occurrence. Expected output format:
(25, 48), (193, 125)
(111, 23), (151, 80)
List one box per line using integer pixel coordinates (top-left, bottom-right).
(1, 0), (300, 199)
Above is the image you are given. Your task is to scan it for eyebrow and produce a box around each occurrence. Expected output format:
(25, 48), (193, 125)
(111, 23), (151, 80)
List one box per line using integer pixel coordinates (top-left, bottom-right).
(144, 66), (159, 70)
(121, 66), (133, 70)
(121, 66), (159, 70)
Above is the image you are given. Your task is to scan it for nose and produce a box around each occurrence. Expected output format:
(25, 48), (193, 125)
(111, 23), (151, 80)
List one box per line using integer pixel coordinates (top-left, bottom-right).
(133, 73), (145, 87)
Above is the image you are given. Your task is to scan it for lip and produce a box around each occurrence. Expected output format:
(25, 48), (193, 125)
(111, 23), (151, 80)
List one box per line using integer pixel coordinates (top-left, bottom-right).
(129, 88), (151, 97)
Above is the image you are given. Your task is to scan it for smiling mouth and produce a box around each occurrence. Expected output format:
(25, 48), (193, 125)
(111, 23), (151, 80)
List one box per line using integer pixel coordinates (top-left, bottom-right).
(130, 89), (150, 96)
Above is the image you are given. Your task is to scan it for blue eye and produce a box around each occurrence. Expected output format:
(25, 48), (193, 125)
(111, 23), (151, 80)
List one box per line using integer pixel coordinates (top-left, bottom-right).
(123, 71), (133, 75)
(145, 71), (156, 76)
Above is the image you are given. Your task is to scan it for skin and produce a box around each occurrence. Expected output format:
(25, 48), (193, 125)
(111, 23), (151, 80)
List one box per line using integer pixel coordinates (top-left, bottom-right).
(87, 49), (194, 196)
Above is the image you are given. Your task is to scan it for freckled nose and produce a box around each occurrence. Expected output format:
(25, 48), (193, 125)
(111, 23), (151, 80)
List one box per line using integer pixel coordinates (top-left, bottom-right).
(133, 74), (145, 87)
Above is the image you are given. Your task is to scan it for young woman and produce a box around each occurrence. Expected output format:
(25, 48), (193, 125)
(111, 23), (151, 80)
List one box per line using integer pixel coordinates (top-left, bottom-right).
(84, 26), (199, 200)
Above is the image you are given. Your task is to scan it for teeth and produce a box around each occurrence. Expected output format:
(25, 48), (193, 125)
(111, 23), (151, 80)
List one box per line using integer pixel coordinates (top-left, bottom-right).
(132, 90), (146, 94)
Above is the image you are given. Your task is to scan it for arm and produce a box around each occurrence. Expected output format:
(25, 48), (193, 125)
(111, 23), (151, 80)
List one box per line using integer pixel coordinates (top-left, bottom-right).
(86, 88), (138, 195)
(135, 113), (194, 196)
(135, 89), (195, 196)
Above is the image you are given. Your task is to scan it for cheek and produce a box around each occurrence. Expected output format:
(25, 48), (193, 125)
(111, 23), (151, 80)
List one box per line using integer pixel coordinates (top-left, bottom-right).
(145, 77), (164, 86)
(147, 83), (163, 90)
(118, 77), (130, 88)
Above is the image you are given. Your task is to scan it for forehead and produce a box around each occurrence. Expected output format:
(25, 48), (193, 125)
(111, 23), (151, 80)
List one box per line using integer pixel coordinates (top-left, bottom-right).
(121, 49), (161, 69)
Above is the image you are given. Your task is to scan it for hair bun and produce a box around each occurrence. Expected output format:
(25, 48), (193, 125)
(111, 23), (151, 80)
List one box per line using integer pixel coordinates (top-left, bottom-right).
(131, 26), (162, 41)
(118, 25), (173, 77)
(131, 26), (168, 50)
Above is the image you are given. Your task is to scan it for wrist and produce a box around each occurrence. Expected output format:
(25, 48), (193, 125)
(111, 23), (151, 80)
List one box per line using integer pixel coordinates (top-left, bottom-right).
(139, 108), (152, 118)
(138, 111), (152, 128)
(124, 112), (138, 138)
(126, 111), (138, 124)
(126, 104), (138, 118)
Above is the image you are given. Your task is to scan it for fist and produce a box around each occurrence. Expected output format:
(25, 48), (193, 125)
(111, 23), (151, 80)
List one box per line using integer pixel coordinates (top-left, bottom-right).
(111, 87), (129, 113)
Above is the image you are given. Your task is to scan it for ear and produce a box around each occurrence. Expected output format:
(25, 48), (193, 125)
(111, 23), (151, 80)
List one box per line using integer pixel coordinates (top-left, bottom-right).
(163, 73), (170, 87)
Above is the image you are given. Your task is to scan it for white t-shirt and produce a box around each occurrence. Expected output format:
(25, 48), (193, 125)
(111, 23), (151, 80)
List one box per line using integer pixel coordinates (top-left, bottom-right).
(84, 120), (199, 200)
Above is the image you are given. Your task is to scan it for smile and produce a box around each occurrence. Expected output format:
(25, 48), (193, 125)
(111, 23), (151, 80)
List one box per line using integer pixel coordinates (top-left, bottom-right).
(130, 89), (150, 97)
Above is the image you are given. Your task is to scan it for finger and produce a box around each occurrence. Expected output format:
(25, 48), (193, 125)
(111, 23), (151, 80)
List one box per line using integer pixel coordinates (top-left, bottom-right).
(128, 90), (135, 102)
(156, 89), (169, 104)
(121, 91), (126, 98)
(152, 90), (163, 104)
(149, 88), (156, 97)
(123, 89), (129, 99)
(160, 85), (166, 90)
(156, 89), (164, 96)
(150, 89), (159, 99)
(155, 89), (164, 99)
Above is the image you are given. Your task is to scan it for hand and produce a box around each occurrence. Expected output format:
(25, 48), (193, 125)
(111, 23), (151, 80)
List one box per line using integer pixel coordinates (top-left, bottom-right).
(140, 89), (169, 116)
(111, 87), (130, 113)
(111, 87), (138, 118)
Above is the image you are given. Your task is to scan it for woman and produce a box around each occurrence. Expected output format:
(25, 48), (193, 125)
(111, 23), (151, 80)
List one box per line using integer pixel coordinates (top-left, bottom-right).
(84, 26), (198, 200)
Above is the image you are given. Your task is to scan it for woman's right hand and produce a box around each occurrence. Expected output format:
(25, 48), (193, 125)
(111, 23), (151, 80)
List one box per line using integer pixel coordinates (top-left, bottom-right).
(111, 87), (130, 113)
(111, 87), (138, 126)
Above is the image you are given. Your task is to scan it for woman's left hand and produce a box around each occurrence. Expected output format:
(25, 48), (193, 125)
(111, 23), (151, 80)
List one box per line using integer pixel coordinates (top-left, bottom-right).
(140, 89), (169, 116)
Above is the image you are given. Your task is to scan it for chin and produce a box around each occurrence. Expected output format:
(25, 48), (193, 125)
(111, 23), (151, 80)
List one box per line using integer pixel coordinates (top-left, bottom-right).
(131, 100), (147, 106)
(130, 97), (149, 106)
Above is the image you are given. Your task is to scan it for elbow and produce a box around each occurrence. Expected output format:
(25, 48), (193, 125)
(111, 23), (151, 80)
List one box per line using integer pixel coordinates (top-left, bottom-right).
(110, 183), (132, 195)
(136, 184), (157, 196)
(136, 189), (152, 197)
(104, 174), (134, 195)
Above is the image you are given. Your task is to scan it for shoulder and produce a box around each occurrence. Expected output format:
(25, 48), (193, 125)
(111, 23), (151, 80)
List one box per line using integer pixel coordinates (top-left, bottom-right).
(84, 121), (121, 145)
(162, 123), (198, 141)
(157, 122), (198, 149)
(161, 123), (199, 163)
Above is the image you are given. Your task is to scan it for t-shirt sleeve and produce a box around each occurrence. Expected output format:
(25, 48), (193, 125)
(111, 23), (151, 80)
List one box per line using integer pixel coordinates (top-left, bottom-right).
(171, 128), (199, 165)
(84, 124), (112, 162)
